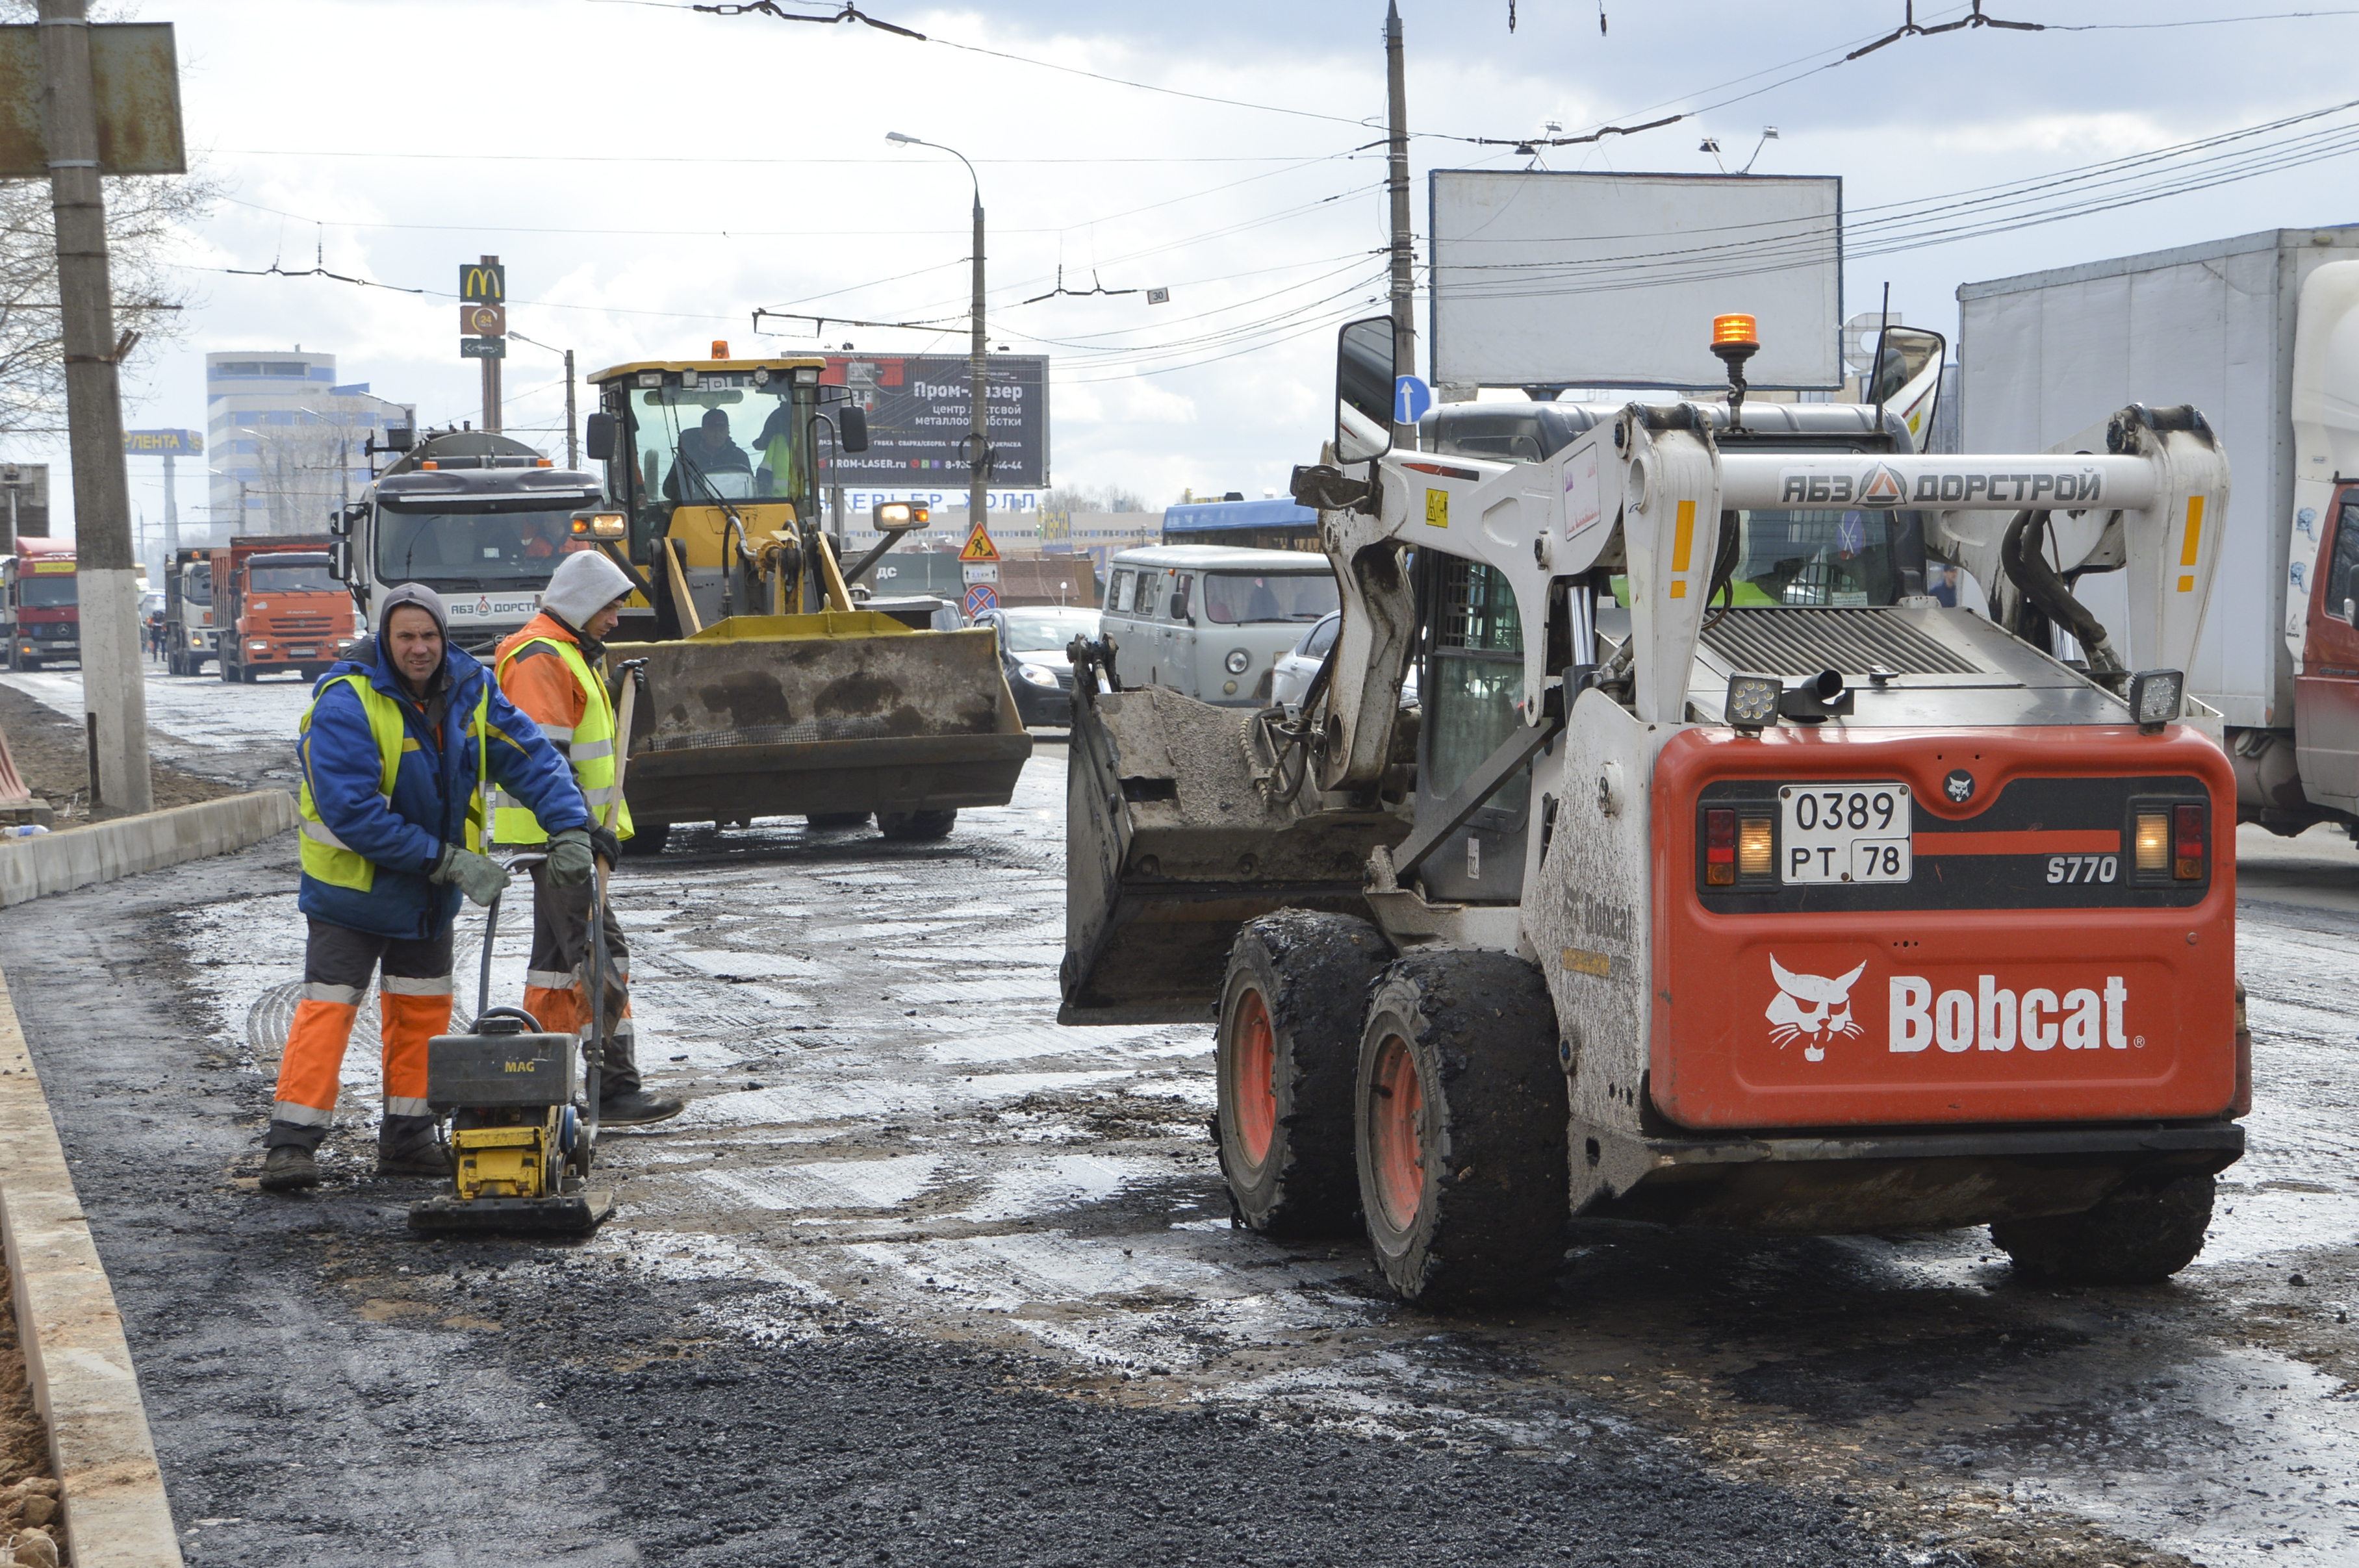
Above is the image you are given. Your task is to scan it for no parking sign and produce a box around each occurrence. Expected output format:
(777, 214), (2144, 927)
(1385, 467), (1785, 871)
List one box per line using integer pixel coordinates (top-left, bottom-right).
(964, 582), (999, 618)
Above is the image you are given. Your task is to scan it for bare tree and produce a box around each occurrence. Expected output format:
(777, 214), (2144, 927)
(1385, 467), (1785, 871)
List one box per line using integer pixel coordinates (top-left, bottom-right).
(1043, 482), (1148, 516)
(250, 415), (351, 536)
(0, 0), (218, 442)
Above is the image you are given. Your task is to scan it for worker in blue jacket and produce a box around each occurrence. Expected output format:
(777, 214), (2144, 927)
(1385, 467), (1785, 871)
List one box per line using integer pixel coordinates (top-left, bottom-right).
(261, 583), (596, 1193)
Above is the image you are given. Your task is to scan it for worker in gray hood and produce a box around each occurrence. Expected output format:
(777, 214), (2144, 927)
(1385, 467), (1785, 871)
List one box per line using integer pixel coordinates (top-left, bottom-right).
(268, 583), (594, 1193)
(491, 550), (682, 1126)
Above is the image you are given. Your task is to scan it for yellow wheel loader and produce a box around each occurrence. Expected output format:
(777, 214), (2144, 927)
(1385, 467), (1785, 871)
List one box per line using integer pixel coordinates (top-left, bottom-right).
(580, 351), (1030, 849)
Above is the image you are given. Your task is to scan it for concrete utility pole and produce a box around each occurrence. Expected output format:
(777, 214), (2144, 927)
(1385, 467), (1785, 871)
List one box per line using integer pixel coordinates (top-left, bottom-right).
(161, 451), (178, 556)
(1386, 0), (1417, 446)
(38, 0), (151, 814)
(887, 133), (989, 531)
(563, 348), (578, 470)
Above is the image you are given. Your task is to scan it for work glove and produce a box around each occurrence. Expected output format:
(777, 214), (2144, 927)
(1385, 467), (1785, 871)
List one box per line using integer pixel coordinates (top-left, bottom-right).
(548, 827), (596, 887)
(589, 825), (623, 868)
(431, 845), (511, 908)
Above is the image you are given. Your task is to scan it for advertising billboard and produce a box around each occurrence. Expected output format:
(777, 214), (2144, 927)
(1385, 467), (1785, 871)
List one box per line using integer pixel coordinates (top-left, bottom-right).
(815, 354), (1048, 488)
(1429, 170), (1843, 391)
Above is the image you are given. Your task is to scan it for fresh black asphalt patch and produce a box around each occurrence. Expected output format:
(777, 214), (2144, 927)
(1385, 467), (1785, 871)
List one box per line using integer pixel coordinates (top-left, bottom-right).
(0, 839), (1902, 1567)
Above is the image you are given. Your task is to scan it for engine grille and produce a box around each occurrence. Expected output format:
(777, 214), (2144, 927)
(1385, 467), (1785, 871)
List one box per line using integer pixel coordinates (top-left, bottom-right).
(1699, 608), (1980, 677)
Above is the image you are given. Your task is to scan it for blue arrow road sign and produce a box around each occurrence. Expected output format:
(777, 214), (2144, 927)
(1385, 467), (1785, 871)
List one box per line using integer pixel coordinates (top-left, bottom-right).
(1394, 375), (1433, 427)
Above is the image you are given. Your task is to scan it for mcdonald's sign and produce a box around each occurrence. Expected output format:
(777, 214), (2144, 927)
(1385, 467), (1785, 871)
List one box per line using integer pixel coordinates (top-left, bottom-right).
(459, 261), (505, 304)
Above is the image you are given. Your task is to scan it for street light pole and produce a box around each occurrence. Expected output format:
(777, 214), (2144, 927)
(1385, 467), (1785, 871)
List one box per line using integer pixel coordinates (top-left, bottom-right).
(888, 132), (988, 533)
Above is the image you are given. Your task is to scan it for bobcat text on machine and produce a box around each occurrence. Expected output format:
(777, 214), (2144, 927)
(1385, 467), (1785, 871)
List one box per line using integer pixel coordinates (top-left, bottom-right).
(1062, 314), (2246, 1304)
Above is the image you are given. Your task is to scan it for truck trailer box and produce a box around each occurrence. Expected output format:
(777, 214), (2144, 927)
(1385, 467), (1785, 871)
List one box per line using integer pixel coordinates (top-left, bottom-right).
(1959, 225), (2359, 733)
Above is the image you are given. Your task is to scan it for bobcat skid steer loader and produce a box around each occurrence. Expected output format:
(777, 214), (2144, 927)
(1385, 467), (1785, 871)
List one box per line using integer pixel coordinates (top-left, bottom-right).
(1063, 314), (2247, 1304)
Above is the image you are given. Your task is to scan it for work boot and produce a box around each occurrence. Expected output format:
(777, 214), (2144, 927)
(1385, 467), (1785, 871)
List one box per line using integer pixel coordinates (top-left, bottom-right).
(376, 1117), (452, 1178)
(259, 1144), (320, 1193)
(596, 1089), (685, 1127)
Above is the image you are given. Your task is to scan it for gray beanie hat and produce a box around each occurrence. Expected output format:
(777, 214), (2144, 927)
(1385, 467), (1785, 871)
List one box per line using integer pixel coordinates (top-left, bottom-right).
(378, 582), (448, 639)
(541, 548), (637, 630)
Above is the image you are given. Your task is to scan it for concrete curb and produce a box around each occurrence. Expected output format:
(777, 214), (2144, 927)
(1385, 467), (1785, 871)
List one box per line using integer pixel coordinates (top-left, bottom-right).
(0, 965), (184, 1567)
(0, 790), (295, 909)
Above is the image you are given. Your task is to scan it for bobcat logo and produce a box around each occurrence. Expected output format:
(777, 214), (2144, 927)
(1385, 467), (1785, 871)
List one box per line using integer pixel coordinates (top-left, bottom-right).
(1766, 955), (1867, 1062)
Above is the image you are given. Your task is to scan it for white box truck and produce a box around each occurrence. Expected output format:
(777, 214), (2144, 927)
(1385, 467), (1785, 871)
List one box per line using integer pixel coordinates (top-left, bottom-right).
(1959, 225), (2359, 834)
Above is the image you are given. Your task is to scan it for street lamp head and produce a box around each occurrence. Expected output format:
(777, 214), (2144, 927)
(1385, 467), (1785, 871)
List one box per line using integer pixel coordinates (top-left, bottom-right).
(885, 131), (918, 145)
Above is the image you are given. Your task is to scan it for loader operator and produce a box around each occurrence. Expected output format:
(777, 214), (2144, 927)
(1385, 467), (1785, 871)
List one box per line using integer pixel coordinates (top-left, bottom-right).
(261, 585), (596, 1194)
(492, 550), (683, 1128)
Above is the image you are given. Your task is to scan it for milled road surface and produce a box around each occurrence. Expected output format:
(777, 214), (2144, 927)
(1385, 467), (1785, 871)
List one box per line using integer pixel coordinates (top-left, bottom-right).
(2, 667), (2356, 1567)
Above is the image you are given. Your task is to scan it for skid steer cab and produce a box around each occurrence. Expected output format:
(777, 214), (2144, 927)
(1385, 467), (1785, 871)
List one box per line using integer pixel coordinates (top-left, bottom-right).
(1063, 313), (2248, 1306)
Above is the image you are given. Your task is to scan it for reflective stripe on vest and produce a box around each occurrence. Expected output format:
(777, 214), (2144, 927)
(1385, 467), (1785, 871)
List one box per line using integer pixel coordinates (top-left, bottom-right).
(492, 635), (633, 844)
(298, 675), (490, 891)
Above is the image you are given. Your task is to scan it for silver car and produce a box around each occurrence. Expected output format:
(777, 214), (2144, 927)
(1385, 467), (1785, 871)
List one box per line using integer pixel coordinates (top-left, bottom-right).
(1262, 611), (1417, 711)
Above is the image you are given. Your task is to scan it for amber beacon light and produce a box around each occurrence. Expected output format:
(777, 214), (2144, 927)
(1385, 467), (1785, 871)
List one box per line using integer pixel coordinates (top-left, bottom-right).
(1709, 314), (1761, 423)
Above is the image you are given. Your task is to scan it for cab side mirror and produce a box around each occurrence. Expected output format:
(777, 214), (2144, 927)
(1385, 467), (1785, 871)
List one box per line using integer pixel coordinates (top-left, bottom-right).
(1336, 315), (1397, 464)
(329, 502), (364, 538)
(584, 411), (616, 463)
(327, 539), (351, 582)
(841, 405), (869, 454)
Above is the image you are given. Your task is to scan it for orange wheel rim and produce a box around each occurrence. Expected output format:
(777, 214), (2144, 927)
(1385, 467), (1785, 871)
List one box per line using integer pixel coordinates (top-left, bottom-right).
(1232, 987), (1277, 1169)
(1371, 1033), (1424, 1230)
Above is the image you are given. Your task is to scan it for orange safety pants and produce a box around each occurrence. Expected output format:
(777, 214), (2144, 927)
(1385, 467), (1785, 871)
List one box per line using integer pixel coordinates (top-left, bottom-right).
(265, 917), (454, 1149)
(522, 863), (640, 1098)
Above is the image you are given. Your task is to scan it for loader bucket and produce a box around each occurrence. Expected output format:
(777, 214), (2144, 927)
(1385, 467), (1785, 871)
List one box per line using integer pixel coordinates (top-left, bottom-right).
(1061, 684), (1403, 1024)
(611, 613), (1032, 828)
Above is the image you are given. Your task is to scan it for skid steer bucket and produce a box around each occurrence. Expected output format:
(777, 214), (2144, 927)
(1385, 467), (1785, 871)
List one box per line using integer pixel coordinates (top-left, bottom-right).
(613, 613), (1032, 828)
(1061, 683), (1402, 1024)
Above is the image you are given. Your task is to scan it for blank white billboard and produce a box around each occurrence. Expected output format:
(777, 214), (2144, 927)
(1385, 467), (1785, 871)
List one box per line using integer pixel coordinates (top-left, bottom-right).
(1429, 171), (1843, 390)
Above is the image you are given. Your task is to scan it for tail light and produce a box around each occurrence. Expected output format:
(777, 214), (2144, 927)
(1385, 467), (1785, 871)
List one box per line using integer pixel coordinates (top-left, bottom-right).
(1739, 816), (1774, 878)
(2134, 810), (2168, 876)
(2173, 803), (2206, 880)
(1705, 807), (1735, 885)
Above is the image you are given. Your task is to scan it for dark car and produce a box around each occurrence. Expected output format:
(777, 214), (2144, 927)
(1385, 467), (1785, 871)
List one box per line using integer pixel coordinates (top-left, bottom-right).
(980, 606), (1102, 727)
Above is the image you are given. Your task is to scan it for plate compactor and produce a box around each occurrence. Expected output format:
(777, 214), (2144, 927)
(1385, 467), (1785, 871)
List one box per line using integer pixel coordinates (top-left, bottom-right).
(406, 861), (613, 1236)
(407, 661), (646, 1237)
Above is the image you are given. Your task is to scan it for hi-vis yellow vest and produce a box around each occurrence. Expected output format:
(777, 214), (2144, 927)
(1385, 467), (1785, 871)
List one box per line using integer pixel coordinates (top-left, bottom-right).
(491, 635), (633, 844)
(298, 674), (487, 891)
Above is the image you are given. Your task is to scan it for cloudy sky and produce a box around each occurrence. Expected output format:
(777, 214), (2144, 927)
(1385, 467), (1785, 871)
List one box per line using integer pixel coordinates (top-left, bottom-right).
(26, 0), (2359, 536)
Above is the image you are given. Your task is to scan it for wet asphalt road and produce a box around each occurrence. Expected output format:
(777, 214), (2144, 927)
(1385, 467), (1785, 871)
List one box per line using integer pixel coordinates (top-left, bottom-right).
(2, 667), (2357, 1567)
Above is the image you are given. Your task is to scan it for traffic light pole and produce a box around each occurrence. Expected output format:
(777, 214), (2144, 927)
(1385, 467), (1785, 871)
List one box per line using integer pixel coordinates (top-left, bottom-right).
(39, 0), (151, 815)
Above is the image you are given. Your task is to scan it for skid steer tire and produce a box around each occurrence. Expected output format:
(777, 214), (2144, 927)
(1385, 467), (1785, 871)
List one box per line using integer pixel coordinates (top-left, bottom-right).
(1216, 911), (1392, 1236)
(1989, 1172), (2215, 1284)
(1355, 949), (1568, 1309)
(878, 809), (956, 841)
(620, 822), (670, 857)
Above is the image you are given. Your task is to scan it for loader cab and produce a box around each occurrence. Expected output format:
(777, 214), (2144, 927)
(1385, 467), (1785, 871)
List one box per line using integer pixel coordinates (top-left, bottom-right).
(1409, 399), (1932, 905)
(588, 356), (844, 631)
